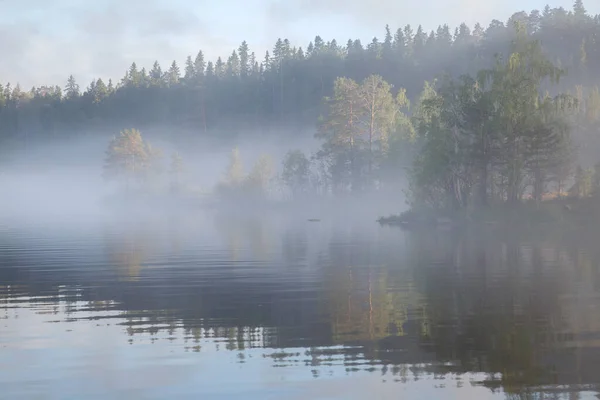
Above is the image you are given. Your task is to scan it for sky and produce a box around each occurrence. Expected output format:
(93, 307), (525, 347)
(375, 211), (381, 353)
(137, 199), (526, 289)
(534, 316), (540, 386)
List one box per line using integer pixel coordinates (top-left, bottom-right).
(0, 0), (598, 89)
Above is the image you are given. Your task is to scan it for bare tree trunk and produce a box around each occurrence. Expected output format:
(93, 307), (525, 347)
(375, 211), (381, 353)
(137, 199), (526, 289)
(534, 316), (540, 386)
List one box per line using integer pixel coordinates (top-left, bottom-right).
(349, 103), (356, 193)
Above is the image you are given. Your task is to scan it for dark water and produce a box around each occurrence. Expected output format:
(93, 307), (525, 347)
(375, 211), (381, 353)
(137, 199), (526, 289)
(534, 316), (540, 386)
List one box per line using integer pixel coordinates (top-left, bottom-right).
(2, 210), (600, 399)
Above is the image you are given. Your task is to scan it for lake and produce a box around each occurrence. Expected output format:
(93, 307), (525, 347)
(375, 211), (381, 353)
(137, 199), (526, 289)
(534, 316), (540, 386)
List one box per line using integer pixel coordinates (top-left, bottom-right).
(1, 209), (600, 399)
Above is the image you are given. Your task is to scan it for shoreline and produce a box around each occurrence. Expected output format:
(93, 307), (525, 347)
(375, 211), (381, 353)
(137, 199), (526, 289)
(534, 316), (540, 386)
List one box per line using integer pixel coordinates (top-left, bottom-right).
(377, 197), (600, 230)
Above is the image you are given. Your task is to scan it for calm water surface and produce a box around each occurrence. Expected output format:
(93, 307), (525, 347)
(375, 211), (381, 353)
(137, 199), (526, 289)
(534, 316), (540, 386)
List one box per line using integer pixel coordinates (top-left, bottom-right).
(1, 210), (600, 399)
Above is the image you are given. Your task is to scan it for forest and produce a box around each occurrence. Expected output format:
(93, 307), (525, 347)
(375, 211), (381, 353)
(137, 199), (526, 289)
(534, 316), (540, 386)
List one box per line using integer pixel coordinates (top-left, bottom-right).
(5, 1), (600, 215)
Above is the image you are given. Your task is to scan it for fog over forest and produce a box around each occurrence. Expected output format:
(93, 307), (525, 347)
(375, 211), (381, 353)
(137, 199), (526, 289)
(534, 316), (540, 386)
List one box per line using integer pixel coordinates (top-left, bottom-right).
(1, 1), (600, 224)
(5, 4), (600, 398)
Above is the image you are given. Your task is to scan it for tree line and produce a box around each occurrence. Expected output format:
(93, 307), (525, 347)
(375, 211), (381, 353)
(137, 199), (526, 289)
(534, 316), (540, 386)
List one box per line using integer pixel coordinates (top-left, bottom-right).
(1, 1), (599, 142)
(28, 1), (600, 211)
(410, 26), (575, 209)
(103, 23), (600, 210)
(103, 129), (279, 201)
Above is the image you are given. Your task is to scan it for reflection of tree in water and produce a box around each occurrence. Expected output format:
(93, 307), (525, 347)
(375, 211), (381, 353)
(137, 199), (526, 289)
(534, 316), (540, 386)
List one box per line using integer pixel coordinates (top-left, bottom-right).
(213, 214), (273, 262)
(404, 227), (600, 396)
(110, 241), (144, 281)
(95, 222), (600, 394)
(104, 224), (155, 281)
(120, 309), (276, 352)
(320, 234), (432, 372)
(6, 217), (600, 398)
(282, 226), (308, 266)
(246, 218), (272, 260)
(324, 265), (425, 344)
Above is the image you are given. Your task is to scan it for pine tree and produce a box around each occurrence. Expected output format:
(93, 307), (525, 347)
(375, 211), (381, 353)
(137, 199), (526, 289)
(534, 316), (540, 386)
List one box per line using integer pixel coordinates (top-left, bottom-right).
(194, 50), (206, 78)
(126, 62), (141, 87)
(383, 25), (393, 60)
(454, 23), (472, 46)
(167, 61), (180, 86)
(94, 79), (108, 103)
(393, 28), (406, 57)
(184, 56), (196, 82)
(226, 50), (240, 77)
(238, 41), (250, 78)
(272, 38), (284, 69)
(403, 25), (414, 56)
(140, 68), (149, 87)
(150, 61), (164, 86)
(413, 25), (426, 57)
(205, 61), (214, 79)
(314, 36), (324, 52)
(306, 42), (314, 56)
(573, 0), (587, 18)
(473, 23), (485, 42)
(368, 37), (381, 59)
(3, 83), (11, 101)
(215, 57), (225, 79)
(65, 75), (80, 99)
(262, 51), (270, 72)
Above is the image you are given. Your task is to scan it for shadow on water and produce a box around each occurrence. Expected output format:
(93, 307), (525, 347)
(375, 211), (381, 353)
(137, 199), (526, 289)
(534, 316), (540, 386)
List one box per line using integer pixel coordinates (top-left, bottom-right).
(1, 212), (600, 398)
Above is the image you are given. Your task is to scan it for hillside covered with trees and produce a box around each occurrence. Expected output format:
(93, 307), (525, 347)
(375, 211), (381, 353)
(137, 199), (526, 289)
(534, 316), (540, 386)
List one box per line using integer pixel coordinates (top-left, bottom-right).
(1, 2), (598, 139)
(5, 1), (600, 217)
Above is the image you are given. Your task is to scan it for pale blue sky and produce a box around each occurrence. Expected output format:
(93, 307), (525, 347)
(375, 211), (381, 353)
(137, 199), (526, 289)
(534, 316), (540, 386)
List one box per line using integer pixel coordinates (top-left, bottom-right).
(0, 0), (597, 88)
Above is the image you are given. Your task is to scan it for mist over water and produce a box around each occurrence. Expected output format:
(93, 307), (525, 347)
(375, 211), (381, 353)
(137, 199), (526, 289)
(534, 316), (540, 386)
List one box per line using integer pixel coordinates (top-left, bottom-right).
(2, 201), (600, 399)
(0, 139), (591, 396)
(0, 129), (407, 229)
(3, 3), (600, 397)
(0, 119), (598, 399)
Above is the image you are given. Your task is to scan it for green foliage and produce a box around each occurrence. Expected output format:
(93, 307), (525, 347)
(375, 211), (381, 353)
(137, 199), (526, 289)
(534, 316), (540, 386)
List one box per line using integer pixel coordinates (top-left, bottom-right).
(103, 129), (148, 181)
(570, 165), (594, 198)
(216, 149), (274, 201)
(408, 29), (577, 210)
(281, 150), (310, 197)
(316, 77), (364, 192)
(2, 3), (599, 141)
(103, 128), (164, 191)
(316, 74), (411, 192)
(167, 61), (180, 86)
(65, 75), (79, 99)
(245, 154), (274, 196)
(6, 3), (600, 213)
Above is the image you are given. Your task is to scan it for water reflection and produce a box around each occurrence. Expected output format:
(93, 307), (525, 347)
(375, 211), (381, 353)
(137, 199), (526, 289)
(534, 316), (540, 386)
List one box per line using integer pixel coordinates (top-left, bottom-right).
(1, 215), (600, 398)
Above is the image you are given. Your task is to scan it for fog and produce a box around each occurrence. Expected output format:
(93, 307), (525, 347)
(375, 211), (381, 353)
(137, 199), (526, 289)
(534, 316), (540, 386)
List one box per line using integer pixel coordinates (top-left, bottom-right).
(0, 125), (409, 230)
(5, 4), (600, 400)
